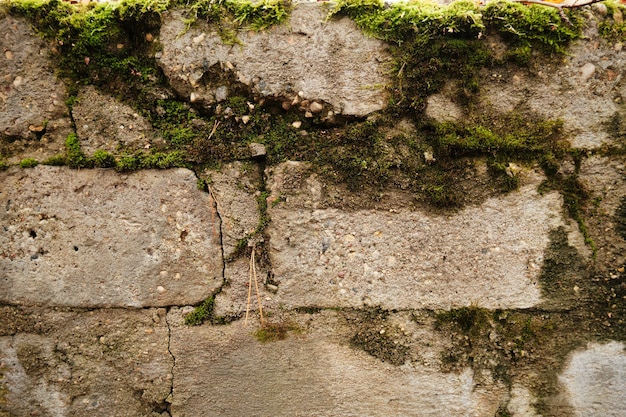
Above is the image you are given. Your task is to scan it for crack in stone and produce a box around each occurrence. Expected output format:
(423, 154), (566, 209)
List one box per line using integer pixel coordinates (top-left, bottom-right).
(164, 307), (174, 417)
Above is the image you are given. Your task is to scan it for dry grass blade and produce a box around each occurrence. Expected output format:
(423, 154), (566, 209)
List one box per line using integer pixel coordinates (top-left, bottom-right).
(252, 246), (265, 326)
(244, 247), (254, 325)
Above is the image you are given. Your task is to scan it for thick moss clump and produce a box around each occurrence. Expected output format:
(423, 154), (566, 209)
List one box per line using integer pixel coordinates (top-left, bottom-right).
(330, 0), (583, 110)
(4, 0), (166, 92)
(184, 0), (290, 43)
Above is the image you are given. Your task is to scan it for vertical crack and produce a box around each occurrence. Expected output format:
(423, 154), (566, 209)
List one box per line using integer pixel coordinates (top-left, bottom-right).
(182, 171), (228, 326)
(164, 307), (174, 416)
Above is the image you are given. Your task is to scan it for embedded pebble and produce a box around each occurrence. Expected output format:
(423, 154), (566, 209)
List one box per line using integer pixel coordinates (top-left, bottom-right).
(592, 3), (608, 16)
(249, 142), (266, 158)
(215, 86), (228, 102)
(580, 63), (596, 81)
(614, 8), (624, 25)
(310, 101), (324, 113)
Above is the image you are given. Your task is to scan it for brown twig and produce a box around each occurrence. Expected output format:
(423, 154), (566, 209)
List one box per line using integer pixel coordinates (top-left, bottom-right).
(244, 245), (264, 326)
(208, 119), (220, 141)
(252, 246), (265, 326)
(244, 247), (254, 325)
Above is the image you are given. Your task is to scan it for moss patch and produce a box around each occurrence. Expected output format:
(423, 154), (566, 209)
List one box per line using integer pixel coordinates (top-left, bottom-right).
(345, 308), (411, 366)
(254, 320), (300, 343)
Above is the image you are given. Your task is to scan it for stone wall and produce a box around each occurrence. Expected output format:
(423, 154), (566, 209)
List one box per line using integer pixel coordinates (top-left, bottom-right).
(1, 2), (625, 416)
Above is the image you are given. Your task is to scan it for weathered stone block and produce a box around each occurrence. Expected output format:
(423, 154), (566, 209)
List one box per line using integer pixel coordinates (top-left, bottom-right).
(0, 16), (72, 162)
(0, 166), (222, 307)
(267, 168), (567, 310)
(157, 4), (390, 117)
(559, 341), (626, 417)
(72, 86), (165, 155)
(167, 308), (505, 417)
(0, 307), (172, 416)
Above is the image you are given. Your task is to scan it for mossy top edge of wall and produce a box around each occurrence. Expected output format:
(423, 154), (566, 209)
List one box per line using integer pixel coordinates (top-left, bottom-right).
(1, 0), (624, 214)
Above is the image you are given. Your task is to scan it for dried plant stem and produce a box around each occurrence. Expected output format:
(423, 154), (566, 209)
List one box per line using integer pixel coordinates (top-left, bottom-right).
(252, 247), (265, 326)
(244, 249), (254, 325)
(244, 246), (264, 326)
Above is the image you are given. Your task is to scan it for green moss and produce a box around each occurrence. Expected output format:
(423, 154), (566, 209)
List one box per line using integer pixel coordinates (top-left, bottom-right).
(329, 0), (583, 112)
(184, 0), (290, 44)
(65, 133), (93, 169)
(147, 99), (197, 146)
(0, 160), (9, 170)
(598, 1), (626, 42)
(4, 0), (165, 98)
(483, 1), (583, 55)
(330, 0), (484, 44)
(19, 158), (39, 168)
(254, 320), (299, 343)
(116, 150), (186, 171)
(184, 295), (216, 325)
(42, 154), (67, 166)
(436, 305), (490, 333)
(430, 112), (566, 161)
(540, 174), (596, 255)
(92, 149), (116, 168)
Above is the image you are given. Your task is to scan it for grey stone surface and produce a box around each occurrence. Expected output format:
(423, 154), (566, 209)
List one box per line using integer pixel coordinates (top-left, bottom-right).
(0, 307), (172, 417)
(157, 4), (390, 116)
(558, 341), (626, 417)
(0, 16), (72, 162)
(480, 23), (626, 149)
(72, 86), (165, 155)
(425, 93), (464, 122)
(203, 162), (261, 258)
(506, 385), (541, 417)
(167, 308), (506, 417)
(578, 156), (626, 272)
(0, 166), (222, 307)
(266, 165), (569, 310)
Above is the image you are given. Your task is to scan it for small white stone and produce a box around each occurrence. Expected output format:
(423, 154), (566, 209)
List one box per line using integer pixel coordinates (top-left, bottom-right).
(215, 86), (228, 102)
(241, 115), (250, 124)
(157, 286), (166, 293)
(310, 102), (324, 113)
(12, 76), (23, 87)
(580, 63), (596, 81)
(592, 3), (608, 16)
(292, 121), (302, 129)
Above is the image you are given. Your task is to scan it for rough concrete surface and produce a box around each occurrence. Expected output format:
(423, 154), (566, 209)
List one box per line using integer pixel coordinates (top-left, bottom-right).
(0, 307), (172, 417)
(72, 86), (165, 155)
(0, 16), (72, 162)
(480, 13), (626, 149)
(267, 171), (566, 310)
(558, 341), (626, 417)
(167, 308), (506, 417)
(0, 166), (222, 307)
(203, 162), (261, 258)
(157, 5), (390, 116)
(1, 3), (626, 417)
